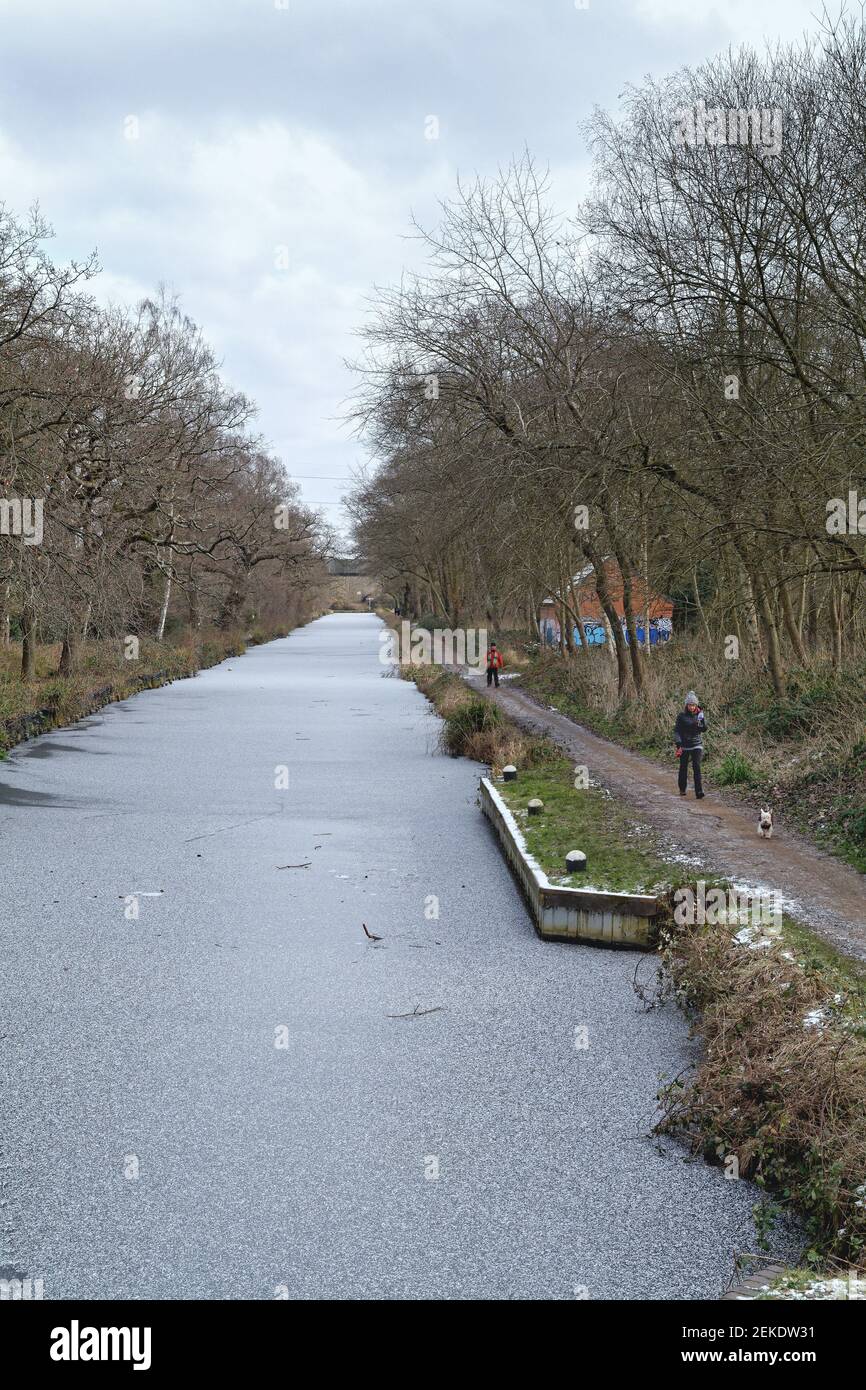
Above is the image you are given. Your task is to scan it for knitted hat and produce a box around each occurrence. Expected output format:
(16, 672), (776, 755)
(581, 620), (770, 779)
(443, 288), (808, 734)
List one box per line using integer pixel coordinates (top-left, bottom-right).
(685, 690), (700, 706)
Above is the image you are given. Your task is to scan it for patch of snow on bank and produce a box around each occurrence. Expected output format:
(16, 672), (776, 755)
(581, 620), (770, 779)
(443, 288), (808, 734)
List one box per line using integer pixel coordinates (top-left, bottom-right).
(765, 1276), (866, 1300)
(733, 923), (782, 950)
(803, 994), (844, 1030)
(731, 879), (800, 918)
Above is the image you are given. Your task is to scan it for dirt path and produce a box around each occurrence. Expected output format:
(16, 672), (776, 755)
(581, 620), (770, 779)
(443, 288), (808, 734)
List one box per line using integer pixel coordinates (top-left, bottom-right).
(469, 674), (866, 963)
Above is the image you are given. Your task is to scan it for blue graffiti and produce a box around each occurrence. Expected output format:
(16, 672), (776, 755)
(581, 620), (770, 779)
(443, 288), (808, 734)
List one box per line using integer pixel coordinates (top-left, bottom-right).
(540, 616), (672, 649)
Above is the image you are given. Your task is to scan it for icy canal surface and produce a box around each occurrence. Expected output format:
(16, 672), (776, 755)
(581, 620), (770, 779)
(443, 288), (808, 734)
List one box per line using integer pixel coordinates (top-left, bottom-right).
(0, 614), (791, 1299)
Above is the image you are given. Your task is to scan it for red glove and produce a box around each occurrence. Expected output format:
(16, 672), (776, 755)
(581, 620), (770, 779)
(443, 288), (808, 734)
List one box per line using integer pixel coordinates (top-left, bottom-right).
(675, 747), (682, 758)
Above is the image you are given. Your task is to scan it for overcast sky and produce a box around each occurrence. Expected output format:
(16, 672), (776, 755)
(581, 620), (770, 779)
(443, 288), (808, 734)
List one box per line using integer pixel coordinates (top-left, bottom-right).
(0, 0), (829, 539)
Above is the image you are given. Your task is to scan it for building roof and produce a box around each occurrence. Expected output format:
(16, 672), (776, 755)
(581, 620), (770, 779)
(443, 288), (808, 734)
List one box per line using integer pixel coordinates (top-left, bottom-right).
(540, 559), (673, 622)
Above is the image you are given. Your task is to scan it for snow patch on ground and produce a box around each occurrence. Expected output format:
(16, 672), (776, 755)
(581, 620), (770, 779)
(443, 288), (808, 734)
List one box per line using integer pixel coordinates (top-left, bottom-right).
(733, 923), (783, 950)
(731, 879), (800, 918)
(666, 850), (705, 868)
(763, 1276), (866, 1300)
(802, 994), (844, 1030)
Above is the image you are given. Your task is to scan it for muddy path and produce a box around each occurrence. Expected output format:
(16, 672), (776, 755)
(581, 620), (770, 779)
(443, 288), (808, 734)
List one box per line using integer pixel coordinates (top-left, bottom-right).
(471, 675), (866, 963)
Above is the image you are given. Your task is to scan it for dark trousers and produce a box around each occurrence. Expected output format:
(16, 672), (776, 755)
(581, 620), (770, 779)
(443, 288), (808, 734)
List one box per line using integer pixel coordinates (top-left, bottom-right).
(486, 667), (499, 687)
(678, 748), (703, 795)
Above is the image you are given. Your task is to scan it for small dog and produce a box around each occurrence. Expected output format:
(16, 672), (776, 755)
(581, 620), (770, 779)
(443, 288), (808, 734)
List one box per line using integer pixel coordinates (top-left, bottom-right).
(758, 807), (774, 839)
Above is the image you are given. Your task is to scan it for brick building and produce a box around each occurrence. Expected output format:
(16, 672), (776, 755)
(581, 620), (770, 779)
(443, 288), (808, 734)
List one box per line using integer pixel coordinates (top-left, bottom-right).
(539, 560), (673, 649)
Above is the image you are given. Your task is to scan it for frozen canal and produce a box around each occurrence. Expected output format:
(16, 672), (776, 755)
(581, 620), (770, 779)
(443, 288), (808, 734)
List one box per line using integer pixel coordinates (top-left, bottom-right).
(1, 613), (780, 1299)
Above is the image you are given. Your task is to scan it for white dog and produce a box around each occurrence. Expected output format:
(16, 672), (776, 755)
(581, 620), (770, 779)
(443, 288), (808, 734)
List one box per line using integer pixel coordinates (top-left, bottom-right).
(758, 807), (774, 839)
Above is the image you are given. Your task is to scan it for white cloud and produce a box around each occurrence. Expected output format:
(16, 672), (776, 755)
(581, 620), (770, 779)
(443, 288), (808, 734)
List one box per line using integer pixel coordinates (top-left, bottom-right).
(632, 0), (825, 46)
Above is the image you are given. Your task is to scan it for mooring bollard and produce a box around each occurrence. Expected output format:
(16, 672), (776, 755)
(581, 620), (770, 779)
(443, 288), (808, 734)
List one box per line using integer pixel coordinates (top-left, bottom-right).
(527, 798), (544, 816)
(503, 764), (517, 782)
(566, 849), (587, 874)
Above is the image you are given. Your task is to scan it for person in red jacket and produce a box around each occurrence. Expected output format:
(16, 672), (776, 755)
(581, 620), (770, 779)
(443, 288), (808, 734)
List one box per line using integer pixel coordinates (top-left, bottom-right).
(486, 642), (504, 687)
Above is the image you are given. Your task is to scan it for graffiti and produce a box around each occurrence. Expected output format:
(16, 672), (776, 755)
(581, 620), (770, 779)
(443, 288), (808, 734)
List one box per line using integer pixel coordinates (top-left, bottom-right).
(539, 616), (672, 649)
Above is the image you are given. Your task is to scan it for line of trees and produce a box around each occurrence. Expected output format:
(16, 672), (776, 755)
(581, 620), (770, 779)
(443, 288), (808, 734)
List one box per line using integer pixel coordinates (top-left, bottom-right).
(348, 10), (866, 701)
(1, 204), (328, 678)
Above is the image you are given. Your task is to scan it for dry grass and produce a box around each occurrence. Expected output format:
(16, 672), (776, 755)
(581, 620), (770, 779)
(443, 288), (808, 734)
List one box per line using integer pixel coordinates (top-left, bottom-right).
(405, 663), (556, 772)
(643, 900), (866, 1265)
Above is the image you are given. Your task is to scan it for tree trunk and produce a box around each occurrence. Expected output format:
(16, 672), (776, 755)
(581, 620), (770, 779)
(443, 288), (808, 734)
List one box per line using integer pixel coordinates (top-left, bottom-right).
(743, 566), (762, 652)
(581, 541), (631, 699)
(572, 606), (589, 653)
(58, 635), (77, 677)
(797, 570), (808, 643)
(527, 591), (537, 639)
(806, 580), (819, 650)
(21, 604), (37, 680)
(156, 514), (176, 641)
(753, 571), (787, 697)
(188, 584), (201, 631)
(560, 573), (576, 654)
(779, 576), (808, 665)
(692, 568), (711, 639)
(607, 533), (644, 694)
(642, 520), (651, 655)
(156, 567), (173, 642)
(619, 561), (644, 694)
(830, 581), (844, 669)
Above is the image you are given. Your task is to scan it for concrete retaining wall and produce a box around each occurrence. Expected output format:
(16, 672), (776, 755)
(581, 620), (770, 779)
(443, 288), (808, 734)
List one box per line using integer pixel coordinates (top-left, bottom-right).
(479, 776), (658, 949)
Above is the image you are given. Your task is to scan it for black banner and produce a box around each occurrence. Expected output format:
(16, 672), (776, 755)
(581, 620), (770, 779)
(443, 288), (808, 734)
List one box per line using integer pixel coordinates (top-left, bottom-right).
(5, 1297), (858, 1376)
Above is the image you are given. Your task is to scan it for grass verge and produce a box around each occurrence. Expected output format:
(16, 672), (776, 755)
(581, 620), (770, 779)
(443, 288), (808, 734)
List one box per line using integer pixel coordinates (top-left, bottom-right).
(497, 758), (671, 894)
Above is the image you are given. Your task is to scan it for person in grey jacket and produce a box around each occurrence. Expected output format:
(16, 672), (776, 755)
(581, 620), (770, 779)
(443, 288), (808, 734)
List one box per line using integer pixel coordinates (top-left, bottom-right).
(674, 690), (706, 798)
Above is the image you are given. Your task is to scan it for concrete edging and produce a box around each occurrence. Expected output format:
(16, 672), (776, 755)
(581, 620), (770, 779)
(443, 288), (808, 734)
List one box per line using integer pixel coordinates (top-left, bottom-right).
(719, 1264), (789, 1300)
(479, 776), (658, 948)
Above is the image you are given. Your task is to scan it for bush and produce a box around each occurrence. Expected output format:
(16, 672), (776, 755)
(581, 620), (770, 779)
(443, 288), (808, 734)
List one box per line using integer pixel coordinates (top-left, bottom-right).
(849, 806), (866, 846)
(413, 612), (447, 633)
(405, 664), (558, 771)
(714, 749), (757, 786)
(442, 697), (502, 757)
(650, 906), (866, 1263)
